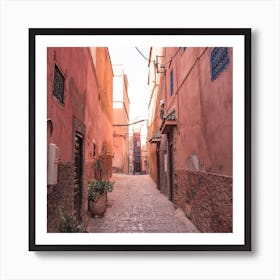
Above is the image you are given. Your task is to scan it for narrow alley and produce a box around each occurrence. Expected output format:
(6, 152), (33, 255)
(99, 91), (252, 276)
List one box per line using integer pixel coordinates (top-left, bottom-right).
(47, 46), (233, 234)
(86, 174), (199, 233)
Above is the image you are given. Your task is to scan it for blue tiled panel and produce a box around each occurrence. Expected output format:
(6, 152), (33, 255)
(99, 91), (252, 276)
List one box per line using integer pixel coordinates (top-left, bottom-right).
(210, 47), (230, 81)
(170, 70), (174, 96)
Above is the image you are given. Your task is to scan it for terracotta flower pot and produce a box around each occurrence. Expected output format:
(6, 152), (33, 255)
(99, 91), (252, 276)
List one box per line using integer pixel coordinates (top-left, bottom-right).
(89, 193), (107, 217)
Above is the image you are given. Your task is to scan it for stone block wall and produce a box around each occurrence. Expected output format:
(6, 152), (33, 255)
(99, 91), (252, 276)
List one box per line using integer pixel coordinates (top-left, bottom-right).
(174, 169), (232, 233)
(47, 162), (75, 232)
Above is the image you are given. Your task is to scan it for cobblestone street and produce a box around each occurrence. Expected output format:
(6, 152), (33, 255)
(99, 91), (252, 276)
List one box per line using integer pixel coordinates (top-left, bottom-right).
(86, 174), (199, 233)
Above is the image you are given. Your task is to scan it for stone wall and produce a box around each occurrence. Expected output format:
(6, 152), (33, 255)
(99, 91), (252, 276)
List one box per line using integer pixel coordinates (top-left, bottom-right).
(174, 169), (232, 233)
(47, 162), (75, 232)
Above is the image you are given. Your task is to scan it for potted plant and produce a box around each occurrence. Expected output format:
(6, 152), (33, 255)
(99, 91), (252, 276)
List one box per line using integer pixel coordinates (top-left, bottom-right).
(88, 179), (114, 217)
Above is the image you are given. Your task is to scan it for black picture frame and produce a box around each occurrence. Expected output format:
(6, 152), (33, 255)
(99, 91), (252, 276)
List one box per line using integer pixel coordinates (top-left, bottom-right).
(29, 28), (251, 251)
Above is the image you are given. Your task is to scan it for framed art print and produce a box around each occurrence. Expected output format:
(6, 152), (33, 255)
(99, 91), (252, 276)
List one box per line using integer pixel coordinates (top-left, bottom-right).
(29, 28), (251, 251)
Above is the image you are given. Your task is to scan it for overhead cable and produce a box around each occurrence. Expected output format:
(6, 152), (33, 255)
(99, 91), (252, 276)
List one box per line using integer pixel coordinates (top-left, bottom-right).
(113, 119), (148, 127)
(135, 47), (149, 61)
(162, 47), (182, 66)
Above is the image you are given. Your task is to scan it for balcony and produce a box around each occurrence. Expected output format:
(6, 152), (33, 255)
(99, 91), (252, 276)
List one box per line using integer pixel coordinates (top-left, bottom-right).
(149, 131), (161, 143)
(160, 109), (177, 134)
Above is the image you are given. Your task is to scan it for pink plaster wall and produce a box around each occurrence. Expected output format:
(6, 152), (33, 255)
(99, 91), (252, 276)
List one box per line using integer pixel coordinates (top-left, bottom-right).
(47, 48), (75, 162)
(166, 47), (232, 176)
(148, 66), (165, 184)
(86, 48), (113, 163)
(147, 47), (233, 232)
(47, 47), (113, 174)
(47, 47), (113, 231)
(113, 109), (129, 173)
(112, 71), (129, 174)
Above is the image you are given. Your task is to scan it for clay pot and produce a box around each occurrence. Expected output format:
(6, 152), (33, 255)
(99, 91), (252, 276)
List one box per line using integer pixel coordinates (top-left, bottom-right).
(89, 193), (107, 217)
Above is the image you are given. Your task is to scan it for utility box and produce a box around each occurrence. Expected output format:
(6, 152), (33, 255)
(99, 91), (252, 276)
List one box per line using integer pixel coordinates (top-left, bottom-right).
(47, 143), (59, 185)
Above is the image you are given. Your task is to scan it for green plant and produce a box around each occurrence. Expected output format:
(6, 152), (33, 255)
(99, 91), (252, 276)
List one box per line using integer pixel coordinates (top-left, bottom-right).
(58, 211), (81, 233)
(88, 180), (114, 202)
(88, 183), (98, 202)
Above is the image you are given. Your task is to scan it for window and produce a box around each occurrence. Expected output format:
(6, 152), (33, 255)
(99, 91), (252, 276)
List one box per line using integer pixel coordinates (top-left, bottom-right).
(210, 47), (230, 81)
(52, 64), (65, 104)
(183, 47), (187, 52)
(170, 70), (174, 96)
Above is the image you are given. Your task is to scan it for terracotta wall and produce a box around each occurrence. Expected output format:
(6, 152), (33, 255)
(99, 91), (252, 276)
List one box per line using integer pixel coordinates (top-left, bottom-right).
(112, 66), (130, 174)
(112, 106), (129, 173)
(47, 48), (90, 231)
(147, 47), (233, 232)
(147, 47), (165, 184)
(148, 141), (157, 183)
(87, 47), (113, 177)
(174, 47), (233, 176)
(94, 48), (113, 124)
(47, 48), (76, 162)
(47, 47), (113, 232)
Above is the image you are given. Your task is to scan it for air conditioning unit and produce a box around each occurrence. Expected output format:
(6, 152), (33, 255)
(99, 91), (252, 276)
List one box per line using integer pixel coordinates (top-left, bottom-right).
(47, 143), (59, 185)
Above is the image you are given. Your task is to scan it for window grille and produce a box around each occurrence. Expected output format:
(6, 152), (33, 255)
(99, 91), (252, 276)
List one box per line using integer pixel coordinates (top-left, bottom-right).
(53, 64), (65, 104)
(210, 47), (230, 81)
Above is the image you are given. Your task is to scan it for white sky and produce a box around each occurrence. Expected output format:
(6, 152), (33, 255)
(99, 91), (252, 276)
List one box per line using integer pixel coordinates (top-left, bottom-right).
(108, 47), (150, 122)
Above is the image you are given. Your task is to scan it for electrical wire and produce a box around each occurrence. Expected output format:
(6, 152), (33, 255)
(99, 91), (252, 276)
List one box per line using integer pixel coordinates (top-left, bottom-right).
(113, 119), (148, 127)
(135, 47), (149, 61)
(135, 46), (181, 66)
(161, 47), (182, 66)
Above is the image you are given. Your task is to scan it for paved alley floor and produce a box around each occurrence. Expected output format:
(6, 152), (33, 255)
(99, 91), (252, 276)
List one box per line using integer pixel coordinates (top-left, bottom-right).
(86, 174), (199, 233)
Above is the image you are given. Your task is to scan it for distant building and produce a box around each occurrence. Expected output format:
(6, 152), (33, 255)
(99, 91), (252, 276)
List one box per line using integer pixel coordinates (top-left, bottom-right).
(148, 47), (233, 232)
(47, 47), (113, 232)
(128, 134), (134, 174)
(133, 132), (141, 174)
(131, 116), (148, 175)
(112, 65), (130, 174)
(141, 143), (148, 174)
